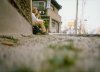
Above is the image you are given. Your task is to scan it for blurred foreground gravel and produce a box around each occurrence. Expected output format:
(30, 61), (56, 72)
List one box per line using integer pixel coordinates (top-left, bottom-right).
(0, 35), (100, 72)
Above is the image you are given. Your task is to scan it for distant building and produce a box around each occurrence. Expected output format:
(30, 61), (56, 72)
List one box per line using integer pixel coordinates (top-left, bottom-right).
(66, 19), (87, 34)
(91, 27), (100, 34)
(32, 0), (62, 33)
(96, 27), (100, 34)
(66, 20), (75, 34)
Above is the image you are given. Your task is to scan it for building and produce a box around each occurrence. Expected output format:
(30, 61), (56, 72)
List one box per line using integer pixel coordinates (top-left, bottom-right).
(32, 0), (62, 33)
(91, 27), (100, 34)
(67, 20), (75, 34)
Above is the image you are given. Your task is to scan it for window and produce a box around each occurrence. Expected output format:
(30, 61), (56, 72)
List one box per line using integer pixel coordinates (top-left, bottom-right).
(52, 20), (56, 27)
(32, 1), (46, 10)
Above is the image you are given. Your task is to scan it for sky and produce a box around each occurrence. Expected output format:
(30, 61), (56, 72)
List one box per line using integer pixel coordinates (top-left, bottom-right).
(56, 0), (100, 33)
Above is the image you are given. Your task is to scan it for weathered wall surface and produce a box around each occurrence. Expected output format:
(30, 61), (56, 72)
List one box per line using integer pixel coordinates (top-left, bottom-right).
(0, 0), (32, 36)
(9, 0), (32, 24)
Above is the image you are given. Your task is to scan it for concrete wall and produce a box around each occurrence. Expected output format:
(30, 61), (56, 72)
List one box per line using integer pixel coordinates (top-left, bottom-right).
(0, 0), (32, 36)
(9, 0), (32, 24)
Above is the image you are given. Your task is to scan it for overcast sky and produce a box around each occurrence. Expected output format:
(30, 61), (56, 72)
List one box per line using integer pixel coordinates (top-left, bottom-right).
(56, 0), (100, 33)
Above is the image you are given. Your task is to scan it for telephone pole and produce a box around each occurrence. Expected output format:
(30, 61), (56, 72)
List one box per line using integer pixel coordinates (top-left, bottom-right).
(74, 0), (78, 34)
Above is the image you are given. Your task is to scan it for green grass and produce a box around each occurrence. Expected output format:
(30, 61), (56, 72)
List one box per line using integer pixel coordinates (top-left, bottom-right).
(48, 42), (82, 52)
(0, 35), (18, 43)
(12, 66), (34, 72)
(97, 45), (100, 49)
(44, 55), (76, 72)
(65, 42), (82, 52)
(48, 44), (58, 49)
(0, 35), (19, 46)
(46, 41), (82, 72)
(48, 55), (75, 67)
(0, 58), (3, 64)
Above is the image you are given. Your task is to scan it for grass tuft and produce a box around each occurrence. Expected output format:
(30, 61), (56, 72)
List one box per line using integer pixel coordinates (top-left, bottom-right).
(0, 58), (3, 64)
(0, 35), (18, 43)
(48, 42), (82, 52)
(44, 55), (76, 72)
(12, 67), (34, 72)
(48, 55), (75, 68)
(0, 35), (18, 46)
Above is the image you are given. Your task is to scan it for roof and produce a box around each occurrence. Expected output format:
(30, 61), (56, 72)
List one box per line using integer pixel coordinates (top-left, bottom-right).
(51, 0), (62, 10)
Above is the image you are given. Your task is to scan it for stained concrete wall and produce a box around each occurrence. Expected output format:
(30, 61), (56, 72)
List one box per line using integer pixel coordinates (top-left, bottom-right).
(0, 0), (32, 36)
(9, 0), (32, 24)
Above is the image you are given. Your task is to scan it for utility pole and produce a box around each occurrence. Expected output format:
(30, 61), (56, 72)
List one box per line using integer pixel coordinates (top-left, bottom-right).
(75, 0), (78, 34)
(79, 0), (87, 34)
